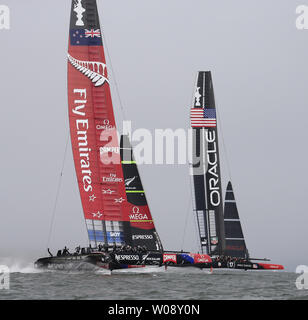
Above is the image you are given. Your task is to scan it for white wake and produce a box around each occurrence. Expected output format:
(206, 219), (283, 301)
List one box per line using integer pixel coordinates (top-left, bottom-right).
(0, 257), (41, 274)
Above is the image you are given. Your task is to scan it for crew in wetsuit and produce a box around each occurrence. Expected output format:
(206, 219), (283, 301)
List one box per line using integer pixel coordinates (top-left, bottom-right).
(62, 246), (69, 255)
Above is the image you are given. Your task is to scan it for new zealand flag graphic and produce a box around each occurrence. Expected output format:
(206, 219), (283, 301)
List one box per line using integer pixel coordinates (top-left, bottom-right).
(70, 29), (102, 46)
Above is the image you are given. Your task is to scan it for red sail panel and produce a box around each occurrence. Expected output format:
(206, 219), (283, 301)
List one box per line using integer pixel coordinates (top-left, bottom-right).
(67, 0), (130, 246)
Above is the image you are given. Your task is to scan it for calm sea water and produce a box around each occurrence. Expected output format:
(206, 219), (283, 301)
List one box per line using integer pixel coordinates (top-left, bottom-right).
(0, 262), (307, 300)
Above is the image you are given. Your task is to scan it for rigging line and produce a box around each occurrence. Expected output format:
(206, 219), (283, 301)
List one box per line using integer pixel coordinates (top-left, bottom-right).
(189, 167), (202, 254)
(215, 95), (233, 184)
(46, 132), (70, 249)
(100, 15), (128, 123)
(180, 183), (192, 251)
(186, 72), (204, 253)
(180, 73), (198, 251)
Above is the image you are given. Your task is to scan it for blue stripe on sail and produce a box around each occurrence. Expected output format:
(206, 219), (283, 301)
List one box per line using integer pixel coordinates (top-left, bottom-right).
(88, 230), (105, 242)
(107, 231), (124, 243)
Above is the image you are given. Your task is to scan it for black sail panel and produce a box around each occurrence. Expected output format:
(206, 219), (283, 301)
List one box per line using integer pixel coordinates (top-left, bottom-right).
(120, 135), (163, 252)
(224, 181), (248, 258)
(190, 71), (225, 255)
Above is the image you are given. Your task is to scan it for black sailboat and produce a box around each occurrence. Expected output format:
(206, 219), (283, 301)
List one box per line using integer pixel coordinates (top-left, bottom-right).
(190, 71), (283, 270)
(224, 181), (249, 258)
(190, 71), (225, 257)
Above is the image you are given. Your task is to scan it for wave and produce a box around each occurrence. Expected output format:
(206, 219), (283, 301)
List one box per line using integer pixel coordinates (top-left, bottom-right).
(0, 257), (41, 274)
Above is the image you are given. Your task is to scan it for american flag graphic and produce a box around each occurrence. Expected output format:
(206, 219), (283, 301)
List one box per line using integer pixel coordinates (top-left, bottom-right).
(190, 108), (216, 128)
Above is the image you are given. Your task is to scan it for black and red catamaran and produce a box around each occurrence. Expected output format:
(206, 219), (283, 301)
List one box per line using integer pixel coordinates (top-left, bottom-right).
(190, 71), (284, 270)
(35, 0), (283, 271)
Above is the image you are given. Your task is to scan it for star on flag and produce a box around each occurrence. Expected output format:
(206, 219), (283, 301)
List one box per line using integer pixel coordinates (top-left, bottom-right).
(92, 211), (103, 218)
(102, 189), (115, 194)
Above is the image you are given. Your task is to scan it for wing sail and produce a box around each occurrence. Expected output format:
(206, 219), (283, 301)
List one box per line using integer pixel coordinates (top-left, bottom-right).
(190, 71), (226, 255)
(67, 0), (131, 247)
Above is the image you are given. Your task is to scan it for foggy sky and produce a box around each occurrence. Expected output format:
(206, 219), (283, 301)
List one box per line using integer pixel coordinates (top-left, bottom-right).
(0, 0), (307, 271)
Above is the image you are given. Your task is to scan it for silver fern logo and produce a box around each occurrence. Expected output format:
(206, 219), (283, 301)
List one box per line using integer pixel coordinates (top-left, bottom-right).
(125, 176), (137, 186)
(68, 54), (109, 87)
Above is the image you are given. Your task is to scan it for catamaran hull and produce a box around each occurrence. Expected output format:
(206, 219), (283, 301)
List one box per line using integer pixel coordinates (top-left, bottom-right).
(211, 261), (284, 270)
(34, 254), (111, 271)
(34, 252), (212, 271)
(35, 252), (283, 271)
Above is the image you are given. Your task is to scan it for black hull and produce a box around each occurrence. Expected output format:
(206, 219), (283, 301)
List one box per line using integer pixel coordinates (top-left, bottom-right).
(35, 252), (283, 271)
(34, 253), (111, 271)
(35, 251), (211, 271)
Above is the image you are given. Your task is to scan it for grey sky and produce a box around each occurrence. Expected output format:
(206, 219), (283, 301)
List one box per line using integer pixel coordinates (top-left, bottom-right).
(0, 0), (307, 271)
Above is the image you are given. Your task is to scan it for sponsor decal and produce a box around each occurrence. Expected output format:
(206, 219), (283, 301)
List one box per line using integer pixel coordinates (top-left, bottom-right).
(100, 146), (120, 154)
(68, 54), (109, 87)
(237, 263), (252, 268)
(163, 254), (177, 263)
(210, 237), (218, 245)
(72, 89), (93, 193)
(206, 131), (221, 207)
(108, 232), (121, 237)
(96, 119), (115, 130)
(132, 234), (154, 240)
(226, 245), (245, 251)
(102, 173), (123, 183)
(194, 254), (211, 264)
(129, 207), (152, 222)
(143, 256), (161, 262)
(125, 176), (137, 187)
(129, 213), (149, 221)
(115, 254), (139, 261)
(73, 0), (85, 26)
